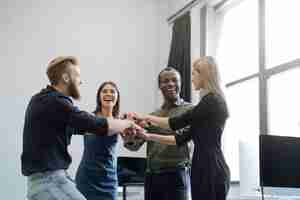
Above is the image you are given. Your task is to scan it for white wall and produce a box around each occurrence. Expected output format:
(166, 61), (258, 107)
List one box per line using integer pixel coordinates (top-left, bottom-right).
(167, 0), (194, 17)
(0, 0), (170, 199)
(153, 0), (172, 107)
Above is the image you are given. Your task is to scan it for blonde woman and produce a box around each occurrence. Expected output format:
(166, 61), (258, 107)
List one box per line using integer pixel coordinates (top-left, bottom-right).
(134, 56), (230, 200)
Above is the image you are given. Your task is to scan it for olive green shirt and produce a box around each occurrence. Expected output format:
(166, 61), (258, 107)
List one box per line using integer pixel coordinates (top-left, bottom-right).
(124, 99), (194, 173)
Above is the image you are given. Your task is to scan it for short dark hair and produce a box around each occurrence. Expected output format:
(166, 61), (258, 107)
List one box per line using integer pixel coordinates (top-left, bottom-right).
(94, 81), (120, 118)
(157, 67), (181, 87)
(46, 56), (78, 85)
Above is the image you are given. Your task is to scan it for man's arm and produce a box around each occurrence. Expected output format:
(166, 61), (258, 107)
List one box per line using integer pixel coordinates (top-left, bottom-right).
(53, 96), (138, 135)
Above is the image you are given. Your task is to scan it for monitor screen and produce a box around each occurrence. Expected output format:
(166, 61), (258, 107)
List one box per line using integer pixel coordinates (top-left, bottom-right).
(260, 134), (300, 188)
(117, 157), (146, 185)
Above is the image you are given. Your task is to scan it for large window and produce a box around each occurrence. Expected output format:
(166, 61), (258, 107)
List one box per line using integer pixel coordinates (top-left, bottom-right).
(265, 0), (300, 68)
(217, 0), (258, 83)
(216, 0), (259, 181)
(208, 0), (300, 182)
(223, 79), (259, 180)
(266, 0), (300, 138)
(188, 0), (300, 184)
(269, 68), (300, 137)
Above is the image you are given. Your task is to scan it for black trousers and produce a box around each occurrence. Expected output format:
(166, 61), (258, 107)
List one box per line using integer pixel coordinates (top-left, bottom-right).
(144, 168), (190, 200)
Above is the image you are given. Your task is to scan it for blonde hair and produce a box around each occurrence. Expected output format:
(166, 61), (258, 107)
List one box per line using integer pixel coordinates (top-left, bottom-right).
(46, 56), (78, 85)
(193, 56), (225, 98)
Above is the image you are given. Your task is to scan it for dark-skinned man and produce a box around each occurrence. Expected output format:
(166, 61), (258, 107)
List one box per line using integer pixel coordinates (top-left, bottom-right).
(124, 67), (194, 200)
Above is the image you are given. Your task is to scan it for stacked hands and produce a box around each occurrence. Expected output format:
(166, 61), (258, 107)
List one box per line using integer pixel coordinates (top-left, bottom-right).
(120, 112), (151, 141)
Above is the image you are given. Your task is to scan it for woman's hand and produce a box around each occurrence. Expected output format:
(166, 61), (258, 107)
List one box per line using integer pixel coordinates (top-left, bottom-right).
(135, 128), (150, 141)
(121, 126), (138, 140)
(122, 112), (151, 128)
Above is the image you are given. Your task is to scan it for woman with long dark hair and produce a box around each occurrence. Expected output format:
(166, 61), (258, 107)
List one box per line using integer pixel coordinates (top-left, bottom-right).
(76, 81), (121, 200)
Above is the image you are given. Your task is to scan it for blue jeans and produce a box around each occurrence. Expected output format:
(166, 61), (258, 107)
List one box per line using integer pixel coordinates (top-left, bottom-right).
(27, 170), (86, 200)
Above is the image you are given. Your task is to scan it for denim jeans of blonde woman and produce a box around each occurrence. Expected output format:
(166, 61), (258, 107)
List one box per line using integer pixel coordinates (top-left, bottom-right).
(27, 170), (86, 200)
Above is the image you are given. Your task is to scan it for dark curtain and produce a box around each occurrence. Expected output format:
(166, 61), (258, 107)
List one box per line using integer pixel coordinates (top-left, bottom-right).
(167, 12), (191, 102)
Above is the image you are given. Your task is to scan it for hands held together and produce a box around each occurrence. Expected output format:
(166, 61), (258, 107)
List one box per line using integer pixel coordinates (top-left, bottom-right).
(119, 112), (151, 141)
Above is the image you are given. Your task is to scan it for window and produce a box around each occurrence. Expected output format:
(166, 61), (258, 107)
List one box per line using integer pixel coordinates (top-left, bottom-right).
(266, 0), (300, 138)
(265, 0), (300, 68)
(217, 0), (258, 83)
(216, 0), (259, 181)
(269, 68), (300, 137)
(223, 78), (259, 180)
(199, 0), (300, 183)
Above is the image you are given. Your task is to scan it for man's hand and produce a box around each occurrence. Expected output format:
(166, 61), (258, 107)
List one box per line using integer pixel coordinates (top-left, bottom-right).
(122, 112), (151, 128)
(121, 126), (137, 139)
(135, 128), (150, 140)
(121, 124), (147, 143)
(122, 126), (150, 141)
(107, 118), (142, 134)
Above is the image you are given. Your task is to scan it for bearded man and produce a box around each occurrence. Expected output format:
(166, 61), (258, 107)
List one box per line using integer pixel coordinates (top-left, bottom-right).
(21, 56), (139, 200)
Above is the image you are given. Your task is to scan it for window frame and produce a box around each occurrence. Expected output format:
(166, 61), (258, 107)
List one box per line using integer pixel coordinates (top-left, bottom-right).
(199, 0), (300, 181)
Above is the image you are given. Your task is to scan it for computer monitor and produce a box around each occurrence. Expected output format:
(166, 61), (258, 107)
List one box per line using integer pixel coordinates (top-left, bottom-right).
(259, 134), (300, 188)
(117, 156), (146, 185)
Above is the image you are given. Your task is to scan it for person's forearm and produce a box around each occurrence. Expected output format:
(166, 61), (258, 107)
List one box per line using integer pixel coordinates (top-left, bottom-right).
(69, 111), (108, 135)
(147, 115), (170, 129)
(107, 118), (134, 134)
(147, 133), (176, 145)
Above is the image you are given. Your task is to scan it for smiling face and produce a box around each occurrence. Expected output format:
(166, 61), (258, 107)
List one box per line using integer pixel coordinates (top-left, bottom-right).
(96, 82), (120, 117)
(159, 70), (181, 102)
(99, 84), (118, 109)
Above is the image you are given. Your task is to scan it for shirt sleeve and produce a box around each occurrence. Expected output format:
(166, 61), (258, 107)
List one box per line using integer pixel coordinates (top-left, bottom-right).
(174, 126), (192, 147)
(169, 94), (216, 131)
(173, 94), (227, 145)
(169, 107), (195, 131)
(53, 96), (108, 135)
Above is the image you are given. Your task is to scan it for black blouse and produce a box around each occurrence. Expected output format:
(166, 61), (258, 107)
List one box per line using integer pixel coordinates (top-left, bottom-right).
(169, 93), (228, 148)
(169, 92), (230, 199)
